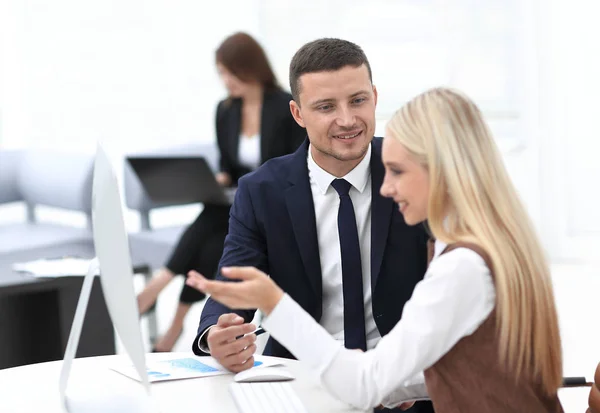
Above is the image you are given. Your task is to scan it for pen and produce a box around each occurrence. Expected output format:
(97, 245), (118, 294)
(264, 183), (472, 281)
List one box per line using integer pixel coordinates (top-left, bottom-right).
(562, 377), (592, 387)
(236, 327), (266, 340)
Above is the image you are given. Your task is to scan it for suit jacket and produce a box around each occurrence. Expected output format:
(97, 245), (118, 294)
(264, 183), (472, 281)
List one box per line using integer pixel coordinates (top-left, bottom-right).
(216, 88), (306, 185)
(196, 136), (429, 344)
(196, 138), (433, 413)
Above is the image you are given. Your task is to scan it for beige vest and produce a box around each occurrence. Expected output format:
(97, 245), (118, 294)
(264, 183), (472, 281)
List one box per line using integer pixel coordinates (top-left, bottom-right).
(423, 241), (563, 413)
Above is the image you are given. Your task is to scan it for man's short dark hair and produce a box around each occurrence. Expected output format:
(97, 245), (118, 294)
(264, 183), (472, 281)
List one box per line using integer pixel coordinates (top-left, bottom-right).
(289, 38), (373, 104)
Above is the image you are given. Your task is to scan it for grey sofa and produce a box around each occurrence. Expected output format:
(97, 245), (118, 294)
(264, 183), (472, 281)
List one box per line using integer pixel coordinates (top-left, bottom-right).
(0, 150), (94, 254)
(123, 142), (219, 272)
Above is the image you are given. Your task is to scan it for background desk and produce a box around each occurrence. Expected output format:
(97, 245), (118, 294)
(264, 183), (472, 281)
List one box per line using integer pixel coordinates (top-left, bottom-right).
(0, 353), (367, 413)
(0, 240), (151, 369)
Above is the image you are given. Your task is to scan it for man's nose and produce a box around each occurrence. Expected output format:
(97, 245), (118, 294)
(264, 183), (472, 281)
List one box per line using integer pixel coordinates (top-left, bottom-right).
(336, 106), (356, 128)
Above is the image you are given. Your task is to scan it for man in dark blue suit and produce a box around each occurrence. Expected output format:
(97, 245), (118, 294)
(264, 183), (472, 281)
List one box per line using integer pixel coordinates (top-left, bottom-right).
(193, 38), (433, 413)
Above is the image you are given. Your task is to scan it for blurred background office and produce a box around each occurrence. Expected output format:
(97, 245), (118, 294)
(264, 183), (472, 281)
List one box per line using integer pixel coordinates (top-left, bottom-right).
(0, 0), (598, 371)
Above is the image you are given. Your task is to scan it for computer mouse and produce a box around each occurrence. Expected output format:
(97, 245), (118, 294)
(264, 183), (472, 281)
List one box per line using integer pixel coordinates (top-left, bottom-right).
(233, 367), (296, 383)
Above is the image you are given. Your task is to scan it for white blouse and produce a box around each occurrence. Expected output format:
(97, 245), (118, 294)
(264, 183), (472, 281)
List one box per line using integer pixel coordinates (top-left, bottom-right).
(238, 134), (261, 170)
(262, 240), (496, 410)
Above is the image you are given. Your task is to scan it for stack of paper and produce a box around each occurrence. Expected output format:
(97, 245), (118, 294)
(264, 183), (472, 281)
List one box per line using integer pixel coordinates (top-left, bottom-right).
(12, 258), (96, 278)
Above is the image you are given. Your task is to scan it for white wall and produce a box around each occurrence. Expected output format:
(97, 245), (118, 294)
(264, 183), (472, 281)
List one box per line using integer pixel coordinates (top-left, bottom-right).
(536, 0), (600, 263)
(1, 0), (599, 263)
(0, 1), (526, 149)
(0, 0), (263, 231)
(0, 0), (261, 154)
(257, 0), (543, 230)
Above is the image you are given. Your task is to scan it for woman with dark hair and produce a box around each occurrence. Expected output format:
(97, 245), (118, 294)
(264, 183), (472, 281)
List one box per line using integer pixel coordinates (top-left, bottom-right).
(137, 32), (306, 352)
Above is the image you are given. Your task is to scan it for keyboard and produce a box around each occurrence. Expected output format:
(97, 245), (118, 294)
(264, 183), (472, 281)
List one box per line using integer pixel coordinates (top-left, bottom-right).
(230, 382), (309, 413)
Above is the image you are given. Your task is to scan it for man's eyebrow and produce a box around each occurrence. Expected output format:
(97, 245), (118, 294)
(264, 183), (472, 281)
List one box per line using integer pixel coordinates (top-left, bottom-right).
(310, 90), (371, 107)
(349, 90), (370, 98)
(310, 98), (335, 106)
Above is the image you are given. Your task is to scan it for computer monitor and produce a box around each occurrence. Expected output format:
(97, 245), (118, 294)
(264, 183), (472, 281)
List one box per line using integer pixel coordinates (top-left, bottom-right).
(92, 146), (149, 388)
(59, 144), (154, 413)
(128, 156), (230, 205)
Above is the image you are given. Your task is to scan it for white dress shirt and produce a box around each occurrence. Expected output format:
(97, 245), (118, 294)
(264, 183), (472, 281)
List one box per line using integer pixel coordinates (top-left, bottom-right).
(238, 134), (261, 170)
(307, 144), (381, 349)
(262, 240), (496, 410)
(197, 143), (379, 354)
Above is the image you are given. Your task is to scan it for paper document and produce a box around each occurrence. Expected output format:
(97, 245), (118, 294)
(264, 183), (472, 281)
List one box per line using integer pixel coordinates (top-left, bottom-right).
(110, 355), (283, 383)
(12, 258), (96, 277)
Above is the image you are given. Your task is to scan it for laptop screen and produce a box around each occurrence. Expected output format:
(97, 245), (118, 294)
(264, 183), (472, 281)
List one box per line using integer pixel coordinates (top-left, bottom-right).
(127, 156), (228, 205)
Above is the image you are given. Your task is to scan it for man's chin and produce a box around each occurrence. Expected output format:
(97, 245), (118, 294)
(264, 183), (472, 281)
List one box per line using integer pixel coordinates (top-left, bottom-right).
(312, 139), (371, 163)
(333, 141), (371, 159)
(331, 149), (370, 163)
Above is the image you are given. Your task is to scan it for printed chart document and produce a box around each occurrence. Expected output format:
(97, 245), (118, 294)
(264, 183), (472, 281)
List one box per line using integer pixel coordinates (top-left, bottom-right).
(110, 354), (283, 383)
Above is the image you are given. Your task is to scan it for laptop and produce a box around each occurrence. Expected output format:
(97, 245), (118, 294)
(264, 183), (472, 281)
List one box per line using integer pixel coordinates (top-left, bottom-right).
(127, 156), (230, 206)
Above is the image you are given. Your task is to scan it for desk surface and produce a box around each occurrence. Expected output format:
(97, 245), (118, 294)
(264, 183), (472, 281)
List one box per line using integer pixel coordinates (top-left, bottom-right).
(0, 352), (593, 412)
(0, 240), (149, 295)
(0, 353), (367, 413)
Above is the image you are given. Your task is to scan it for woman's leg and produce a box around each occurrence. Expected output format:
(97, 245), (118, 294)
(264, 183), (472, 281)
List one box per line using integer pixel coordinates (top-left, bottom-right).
(137, 206), (220, 315)
(137, 267), (175, 315)
(152, 302), (192, 352)
(152, 206), (230, 351)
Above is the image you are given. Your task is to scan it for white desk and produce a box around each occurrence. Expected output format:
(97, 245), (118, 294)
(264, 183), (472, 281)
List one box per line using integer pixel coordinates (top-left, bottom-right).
(0, 351), (594, 412)
(0, 353), (367, 413)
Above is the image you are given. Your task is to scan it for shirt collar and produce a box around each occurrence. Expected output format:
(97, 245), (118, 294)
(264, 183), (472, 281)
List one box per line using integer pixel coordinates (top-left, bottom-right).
(307, 143), (372, 195)
(433, 239), (448, 259)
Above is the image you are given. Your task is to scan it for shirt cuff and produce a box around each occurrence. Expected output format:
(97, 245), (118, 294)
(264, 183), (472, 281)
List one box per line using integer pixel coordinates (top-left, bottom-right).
(381, 373), (429, 408)
(262, 293), (341, 376)
(197, 325), (216, 354)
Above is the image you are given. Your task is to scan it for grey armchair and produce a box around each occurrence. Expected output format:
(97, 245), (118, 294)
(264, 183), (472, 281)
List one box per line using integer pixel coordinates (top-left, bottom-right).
(0, 149), (94, 254)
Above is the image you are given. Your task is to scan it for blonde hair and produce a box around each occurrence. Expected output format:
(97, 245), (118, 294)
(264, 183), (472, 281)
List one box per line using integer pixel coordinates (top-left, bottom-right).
(386, 87), (562, 395)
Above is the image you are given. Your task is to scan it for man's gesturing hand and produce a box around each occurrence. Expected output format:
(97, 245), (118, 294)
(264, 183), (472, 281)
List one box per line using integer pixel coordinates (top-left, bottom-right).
(207, 313), (257, 373)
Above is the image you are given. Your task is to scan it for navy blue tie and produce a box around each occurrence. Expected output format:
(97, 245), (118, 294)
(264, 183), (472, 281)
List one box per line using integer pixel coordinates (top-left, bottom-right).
(331, 178), (367, 351)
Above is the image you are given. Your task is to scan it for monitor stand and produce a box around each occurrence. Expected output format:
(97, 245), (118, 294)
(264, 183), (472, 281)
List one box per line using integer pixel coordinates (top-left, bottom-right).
(58, 260), (155, 413)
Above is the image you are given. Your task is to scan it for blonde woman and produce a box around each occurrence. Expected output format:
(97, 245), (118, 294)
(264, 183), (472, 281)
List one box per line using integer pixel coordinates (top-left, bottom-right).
(186, 88), (564, 413)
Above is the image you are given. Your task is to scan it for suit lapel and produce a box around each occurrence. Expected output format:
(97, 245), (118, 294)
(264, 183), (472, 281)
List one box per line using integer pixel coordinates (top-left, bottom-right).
(284, 141), (323, 299)
(370, 141), (394, 288)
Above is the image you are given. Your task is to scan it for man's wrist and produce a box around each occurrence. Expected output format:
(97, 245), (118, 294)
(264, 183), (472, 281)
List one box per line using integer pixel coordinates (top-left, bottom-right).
(261, 287), (284, 316)
(197, 325), (216, 354)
